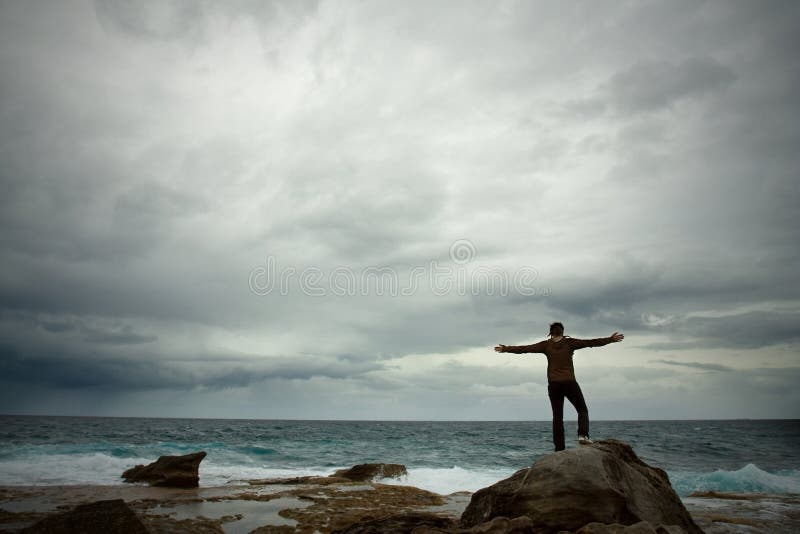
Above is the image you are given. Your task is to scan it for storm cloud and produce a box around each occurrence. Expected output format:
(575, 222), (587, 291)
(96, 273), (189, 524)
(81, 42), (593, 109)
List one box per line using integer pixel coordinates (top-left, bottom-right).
(0, 0), (798, 419)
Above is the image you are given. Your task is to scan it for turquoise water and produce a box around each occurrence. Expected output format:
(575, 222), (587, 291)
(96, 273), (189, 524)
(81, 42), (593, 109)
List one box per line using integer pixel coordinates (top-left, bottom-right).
(0, 416), (797, 496)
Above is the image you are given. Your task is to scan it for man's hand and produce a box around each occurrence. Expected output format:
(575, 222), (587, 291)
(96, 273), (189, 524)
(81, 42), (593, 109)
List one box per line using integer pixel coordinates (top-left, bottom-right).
(610, 332), (624, 342)
(494, 344), (507, 353)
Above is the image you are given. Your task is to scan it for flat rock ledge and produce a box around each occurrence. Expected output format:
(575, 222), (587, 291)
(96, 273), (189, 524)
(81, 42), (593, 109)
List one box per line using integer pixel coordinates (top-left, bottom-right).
(122, 450), (206, 488)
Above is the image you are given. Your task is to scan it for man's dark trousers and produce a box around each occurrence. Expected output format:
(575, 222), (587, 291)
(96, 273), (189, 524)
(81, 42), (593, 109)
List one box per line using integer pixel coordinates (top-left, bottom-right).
(548, 380), (589, 451)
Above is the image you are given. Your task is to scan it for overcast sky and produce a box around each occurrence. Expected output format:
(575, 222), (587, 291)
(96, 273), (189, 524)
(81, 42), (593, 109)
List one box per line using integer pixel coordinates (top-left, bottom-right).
(1, 0), (798, 420)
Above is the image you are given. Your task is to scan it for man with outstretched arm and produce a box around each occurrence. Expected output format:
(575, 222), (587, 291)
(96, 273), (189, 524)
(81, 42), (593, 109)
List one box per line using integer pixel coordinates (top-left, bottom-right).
(495, 322), (624, 451)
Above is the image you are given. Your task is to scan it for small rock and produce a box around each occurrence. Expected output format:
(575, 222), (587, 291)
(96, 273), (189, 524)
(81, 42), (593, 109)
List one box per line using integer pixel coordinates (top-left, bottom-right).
(122, 450), (206, 488)
(331, 463), (408, 482)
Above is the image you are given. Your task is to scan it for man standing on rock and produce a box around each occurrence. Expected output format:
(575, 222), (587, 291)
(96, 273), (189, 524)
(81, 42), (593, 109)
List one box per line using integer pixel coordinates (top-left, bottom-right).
(495, 322), (624, 451)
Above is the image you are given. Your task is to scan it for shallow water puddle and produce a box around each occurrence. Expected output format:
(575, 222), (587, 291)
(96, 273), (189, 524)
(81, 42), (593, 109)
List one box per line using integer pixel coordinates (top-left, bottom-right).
(424, 491), (472, 515)
(0, 496), (59, 513)
(154, 496), (312, 534)
(332, 484), (374, 492)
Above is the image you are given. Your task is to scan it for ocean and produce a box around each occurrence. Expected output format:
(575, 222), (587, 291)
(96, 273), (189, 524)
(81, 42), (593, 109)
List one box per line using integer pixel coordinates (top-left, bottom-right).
(0, 416), (798, 497)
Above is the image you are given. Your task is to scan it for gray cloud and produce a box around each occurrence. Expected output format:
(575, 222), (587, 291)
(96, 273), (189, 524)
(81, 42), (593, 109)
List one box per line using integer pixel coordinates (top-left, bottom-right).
(0, 0), (798, 418)
(94, 0), (206, 41)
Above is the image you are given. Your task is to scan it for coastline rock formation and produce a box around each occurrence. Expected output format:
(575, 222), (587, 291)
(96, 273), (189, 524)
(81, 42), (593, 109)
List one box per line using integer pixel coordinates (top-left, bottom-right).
(332, 463), (408, 481)
(121, 450), (206, 488)
(460, 440), (702, 534)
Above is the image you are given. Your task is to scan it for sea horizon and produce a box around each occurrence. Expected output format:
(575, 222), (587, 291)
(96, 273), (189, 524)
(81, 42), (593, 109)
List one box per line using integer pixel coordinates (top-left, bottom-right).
(1, 415), (798, 496)
(2, 413), (797, 422)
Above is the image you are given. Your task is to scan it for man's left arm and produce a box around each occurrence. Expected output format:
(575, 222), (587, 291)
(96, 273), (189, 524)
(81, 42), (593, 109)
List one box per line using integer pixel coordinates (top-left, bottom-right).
(570, 332), (624, 349)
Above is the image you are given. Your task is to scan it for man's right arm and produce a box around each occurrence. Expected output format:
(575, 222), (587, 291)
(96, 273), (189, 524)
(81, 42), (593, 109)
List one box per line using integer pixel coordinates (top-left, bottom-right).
(495, 340), (548, 353)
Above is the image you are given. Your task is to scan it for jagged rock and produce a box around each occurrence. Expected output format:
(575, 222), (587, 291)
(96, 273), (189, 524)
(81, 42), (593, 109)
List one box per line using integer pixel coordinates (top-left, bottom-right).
(122, 450), (206, 488)
(21, 499), (149, 534)
(460, 440), (701, 534)
(331, 511), (456, 533)
(332, 463), (408, 481)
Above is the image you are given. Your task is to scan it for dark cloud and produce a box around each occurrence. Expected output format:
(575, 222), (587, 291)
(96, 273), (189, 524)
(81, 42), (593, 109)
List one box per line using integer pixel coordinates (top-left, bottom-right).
(651, 359), (733, 372)
(38, 320), (77, 334)
(578, 365), (800, 420)
(80, 324), (158, 345)
(0, 344), (385, 392)
(565, 300), (800, 351)
(13, 311), (158, 345)
(643, 309), (800, 350)
(606, 57), (737, 114)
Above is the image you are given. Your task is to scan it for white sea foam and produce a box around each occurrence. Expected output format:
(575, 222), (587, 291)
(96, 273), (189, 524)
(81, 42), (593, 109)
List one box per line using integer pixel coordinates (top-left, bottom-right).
(379, 466), (517, 495)
(0, 453), (339, 487)
(3, 452), (798, 500)
(383, 464), (800, 497)
(200, 464), (338, 486)
(671, 463), (800, 496)
(0, 453), (152, 485)
(0, 454), (515, 493)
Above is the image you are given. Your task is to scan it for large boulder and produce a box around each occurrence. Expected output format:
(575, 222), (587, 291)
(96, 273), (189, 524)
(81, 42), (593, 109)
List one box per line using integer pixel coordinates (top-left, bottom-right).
(21, 499), (149, 534)
(460, 440), (701, 534)
(332, 463), (408, 481)
(122, 450), (206, 487)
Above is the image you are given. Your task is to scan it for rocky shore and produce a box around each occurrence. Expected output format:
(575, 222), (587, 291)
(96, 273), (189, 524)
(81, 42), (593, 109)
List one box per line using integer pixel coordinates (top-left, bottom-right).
(0, 441), (797, 533)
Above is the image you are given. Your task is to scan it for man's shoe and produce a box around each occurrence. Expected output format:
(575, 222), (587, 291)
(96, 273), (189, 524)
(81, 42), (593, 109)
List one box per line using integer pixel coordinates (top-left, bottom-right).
(578, 435), (593, 445)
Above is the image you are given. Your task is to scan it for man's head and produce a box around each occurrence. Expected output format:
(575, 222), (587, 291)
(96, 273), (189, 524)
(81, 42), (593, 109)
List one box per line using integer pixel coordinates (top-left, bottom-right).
(549, 322), (564, 337)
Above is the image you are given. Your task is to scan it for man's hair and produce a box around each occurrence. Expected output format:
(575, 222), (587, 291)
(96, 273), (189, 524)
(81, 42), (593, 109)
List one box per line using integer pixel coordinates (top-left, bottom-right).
(549, 322), (564, 336)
